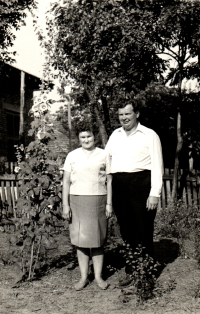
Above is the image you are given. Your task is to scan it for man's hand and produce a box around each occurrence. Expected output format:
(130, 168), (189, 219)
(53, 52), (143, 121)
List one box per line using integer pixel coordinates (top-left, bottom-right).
(62, 204), (72, 221)
(106, 204), (113, 219)
(146, 196), (159, 211)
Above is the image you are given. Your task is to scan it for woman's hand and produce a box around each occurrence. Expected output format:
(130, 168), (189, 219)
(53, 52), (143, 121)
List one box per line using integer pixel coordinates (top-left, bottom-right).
(62, 204), (72, 221)
(106, 204), (113, 219)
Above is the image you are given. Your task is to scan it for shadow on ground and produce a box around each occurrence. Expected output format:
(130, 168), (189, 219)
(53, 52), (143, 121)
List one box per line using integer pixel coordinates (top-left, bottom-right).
(153, 238), (179, 278)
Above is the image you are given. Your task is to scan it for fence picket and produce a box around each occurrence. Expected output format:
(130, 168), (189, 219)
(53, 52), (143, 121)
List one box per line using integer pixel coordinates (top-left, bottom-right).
(6, 180), (13, 214)
(182, 187), (187, 204)
(186, 180), (192, 205)
(165, 168), (171, 202)
(11, 180), (16, 218)
(0, 181), (6, 203)
(161, 184), (166, 210)
(192, 181), (198, 205)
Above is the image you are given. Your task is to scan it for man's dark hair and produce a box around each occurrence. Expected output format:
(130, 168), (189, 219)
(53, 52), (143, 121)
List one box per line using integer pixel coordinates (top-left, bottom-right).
(117, 100), (140, 113)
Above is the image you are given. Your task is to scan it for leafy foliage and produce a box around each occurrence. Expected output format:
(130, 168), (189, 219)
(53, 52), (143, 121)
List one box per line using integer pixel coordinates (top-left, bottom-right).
(41, 0), (200, 192)
(148, 0), (200, 198)
(120, 243), (159, 303)
(11, 103), (66, 282)
(155, 200), (200, 260)
(150, 0), (200, 87)
(41, 0), (166, 144)
(134, 82), (200, 169)
(0, 0), (36, 65)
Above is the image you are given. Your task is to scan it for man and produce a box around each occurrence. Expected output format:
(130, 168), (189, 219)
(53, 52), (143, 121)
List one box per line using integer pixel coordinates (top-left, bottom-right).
(105, 102), (163, 285)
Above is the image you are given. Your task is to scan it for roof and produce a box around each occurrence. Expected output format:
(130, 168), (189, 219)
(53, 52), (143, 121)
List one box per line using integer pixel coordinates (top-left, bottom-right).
(5, 63), (42, 80)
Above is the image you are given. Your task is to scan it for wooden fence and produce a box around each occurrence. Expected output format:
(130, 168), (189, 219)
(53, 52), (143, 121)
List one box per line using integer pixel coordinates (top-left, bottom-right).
(0, 164), (200, 218)
(160, 168), (200, 210)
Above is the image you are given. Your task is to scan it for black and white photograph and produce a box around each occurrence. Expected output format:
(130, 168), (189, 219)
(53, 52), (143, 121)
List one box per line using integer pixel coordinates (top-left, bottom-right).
(0, 0), (200, 313)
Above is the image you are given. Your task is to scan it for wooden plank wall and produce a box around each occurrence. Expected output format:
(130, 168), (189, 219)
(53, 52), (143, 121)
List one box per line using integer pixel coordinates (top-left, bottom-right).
(0, 164), (200, 217)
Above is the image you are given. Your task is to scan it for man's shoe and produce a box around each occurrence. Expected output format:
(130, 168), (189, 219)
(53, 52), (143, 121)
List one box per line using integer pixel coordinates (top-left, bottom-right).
(119, 274), (133, 287)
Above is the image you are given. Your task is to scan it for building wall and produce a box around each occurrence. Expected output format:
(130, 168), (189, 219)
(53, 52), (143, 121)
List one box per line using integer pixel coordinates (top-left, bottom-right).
(0, 64), (41, 161)
(0, 107), (7, 159)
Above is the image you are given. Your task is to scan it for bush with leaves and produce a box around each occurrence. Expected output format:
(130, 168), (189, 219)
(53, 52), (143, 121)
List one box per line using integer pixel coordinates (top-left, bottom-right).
(11, 101), (67, 282)
(154, 200), (200, 260)
(119, 243), (159, 303)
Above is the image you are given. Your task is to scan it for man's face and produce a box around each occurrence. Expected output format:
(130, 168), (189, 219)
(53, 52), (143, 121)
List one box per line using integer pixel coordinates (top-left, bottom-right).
(118, 104), (139, 131)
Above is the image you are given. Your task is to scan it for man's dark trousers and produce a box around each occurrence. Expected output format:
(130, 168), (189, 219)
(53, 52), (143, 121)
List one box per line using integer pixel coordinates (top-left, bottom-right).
(112, 170), (157, 258)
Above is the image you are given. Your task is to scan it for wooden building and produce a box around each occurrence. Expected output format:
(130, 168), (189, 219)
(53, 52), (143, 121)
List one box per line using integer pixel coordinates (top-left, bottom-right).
(0, 63), (41, 162)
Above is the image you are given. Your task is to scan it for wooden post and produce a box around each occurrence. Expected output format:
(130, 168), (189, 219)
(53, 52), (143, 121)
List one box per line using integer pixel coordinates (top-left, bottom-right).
(67, 96), (72, 152)
(19, 71), (25, 143)
(189, 145), (194, 172)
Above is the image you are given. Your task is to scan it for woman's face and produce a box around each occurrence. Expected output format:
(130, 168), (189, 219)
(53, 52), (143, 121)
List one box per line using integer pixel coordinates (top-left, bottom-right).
(79, 131), (95, 150)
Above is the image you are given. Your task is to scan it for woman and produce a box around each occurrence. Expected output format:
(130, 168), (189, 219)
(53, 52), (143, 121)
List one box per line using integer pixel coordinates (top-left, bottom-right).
(62, 124), (112, 291)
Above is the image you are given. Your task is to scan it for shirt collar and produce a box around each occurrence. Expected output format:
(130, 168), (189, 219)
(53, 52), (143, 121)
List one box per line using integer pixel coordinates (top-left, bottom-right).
(118, 122), (145, 136)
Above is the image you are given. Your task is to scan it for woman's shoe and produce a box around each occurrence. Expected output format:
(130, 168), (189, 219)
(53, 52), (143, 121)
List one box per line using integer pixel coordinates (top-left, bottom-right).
(95, 278), (109, 290)
(74, 279), (89, 291)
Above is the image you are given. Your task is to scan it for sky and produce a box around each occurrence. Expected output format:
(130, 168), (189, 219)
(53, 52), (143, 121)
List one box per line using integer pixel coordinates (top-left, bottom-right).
(10, 0), (52, 78)
(10, 0), (68, 112)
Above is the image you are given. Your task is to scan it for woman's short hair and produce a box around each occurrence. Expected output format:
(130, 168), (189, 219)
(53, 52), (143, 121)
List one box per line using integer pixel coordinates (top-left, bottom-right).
(74, 121), (98, 138)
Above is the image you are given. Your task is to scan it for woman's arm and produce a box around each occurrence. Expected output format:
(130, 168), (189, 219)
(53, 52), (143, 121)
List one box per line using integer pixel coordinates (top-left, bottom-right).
(62, 170), (72, 221)
(106, 174), (113, 218)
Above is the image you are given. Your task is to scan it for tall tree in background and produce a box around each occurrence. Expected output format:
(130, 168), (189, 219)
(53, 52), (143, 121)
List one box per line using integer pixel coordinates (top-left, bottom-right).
(0, 0), (36, 67)
(42, 0), (166, 147)
(149, 0), (200, 201)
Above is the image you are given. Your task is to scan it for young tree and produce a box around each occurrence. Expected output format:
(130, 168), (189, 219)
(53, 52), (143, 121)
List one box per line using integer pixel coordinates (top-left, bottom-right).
(42, 0), (166, 146)
(0, 0), (36, 66)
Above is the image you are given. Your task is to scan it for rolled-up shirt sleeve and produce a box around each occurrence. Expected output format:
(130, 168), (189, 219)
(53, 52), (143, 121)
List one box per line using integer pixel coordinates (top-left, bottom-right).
(149, 131), (164, 197)
(105, 138), (113, 175)
(63, 153), (72, 173)
(105, 150), (112, 175)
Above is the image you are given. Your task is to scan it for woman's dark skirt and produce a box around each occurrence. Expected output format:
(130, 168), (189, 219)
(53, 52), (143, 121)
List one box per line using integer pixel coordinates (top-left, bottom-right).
(69, 195), (107, 248)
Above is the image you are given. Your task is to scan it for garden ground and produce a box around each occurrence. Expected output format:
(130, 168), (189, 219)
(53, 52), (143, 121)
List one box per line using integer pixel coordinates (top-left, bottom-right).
(0, 220), (200, 314)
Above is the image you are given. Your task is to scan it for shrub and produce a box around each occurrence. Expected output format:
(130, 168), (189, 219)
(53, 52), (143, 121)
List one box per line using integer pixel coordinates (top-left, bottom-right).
(120, 243), (159, 303)
(11, 98), (67, 282)
(154, 200), (200, 260)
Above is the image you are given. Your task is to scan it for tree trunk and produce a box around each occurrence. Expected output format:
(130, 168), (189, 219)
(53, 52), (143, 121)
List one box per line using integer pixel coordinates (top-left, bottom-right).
(101, 96), (112, 136)
(67, 97), (72, 152)
(84, 85), (108, 147)
(94, 104), (108, 148)
(171, 59), (185, 203)
(171, 111), (183, 202)
(19, 71), (25, 145)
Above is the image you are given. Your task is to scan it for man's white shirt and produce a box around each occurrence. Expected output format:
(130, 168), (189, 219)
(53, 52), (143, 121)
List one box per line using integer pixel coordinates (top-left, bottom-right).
(105, 123), (164, 197)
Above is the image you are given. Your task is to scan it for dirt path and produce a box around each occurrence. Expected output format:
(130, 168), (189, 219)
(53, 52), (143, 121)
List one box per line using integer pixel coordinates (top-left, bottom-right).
(1, 231), (200, 313)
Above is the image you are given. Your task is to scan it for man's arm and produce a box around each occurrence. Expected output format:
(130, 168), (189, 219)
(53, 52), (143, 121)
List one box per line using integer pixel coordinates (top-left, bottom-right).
(147, 131), (164, 210)
(106, 174), (113, 218)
